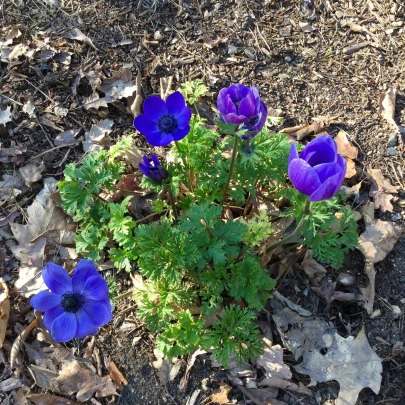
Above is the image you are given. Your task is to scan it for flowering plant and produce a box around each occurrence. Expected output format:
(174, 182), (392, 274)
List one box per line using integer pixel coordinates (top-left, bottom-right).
(57, 80), (358, 363)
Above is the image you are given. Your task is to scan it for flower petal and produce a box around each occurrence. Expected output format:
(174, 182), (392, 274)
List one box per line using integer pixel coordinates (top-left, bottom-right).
(172, 125), (191, 142)
(145, 131), (174, 147)
(43, 304), (64, 331)
(309, 167), (345, 202)
(223, 113), (248, 125)
(166, 91), (186, 116)
(82, 299), (113, 327)
(300, 135), (337, 166)
(175, 106), (192, 129)
(134, 115), (159, 136)
(72, 260), (99, 292)
(75, 309), (98, 339)
(227, 84), (250, 103)
(288, 158), (321, 197)
(238, 91), (257, 118)
(51, 312), (77, 342)
(42, 263), (72, 295)
(245, 101), (267, 137)
(83, 275), (109, 300)
(30, 291), (61, 312)
(288, 142), (299, 165)
(142, 95), (167, 121)
(150, 153), (160, 167)
(313, 162), (342, 183)
(217, 87), (229, 113)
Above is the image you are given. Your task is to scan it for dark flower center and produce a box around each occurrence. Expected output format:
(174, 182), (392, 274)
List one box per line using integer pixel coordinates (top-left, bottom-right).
(244, 113), (261, 129)
(61, 292), (85, 313)
(158, 114), (178, 133)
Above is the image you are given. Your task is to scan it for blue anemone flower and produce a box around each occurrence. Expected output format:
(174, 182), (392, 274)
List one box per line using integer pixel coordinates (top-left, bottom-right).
(288, 135), (347, 202)
(139, 153), (168, 183)
(134, 91), (192, 147)
(217, 84), (268, 138)
(30, 260), (112, 342)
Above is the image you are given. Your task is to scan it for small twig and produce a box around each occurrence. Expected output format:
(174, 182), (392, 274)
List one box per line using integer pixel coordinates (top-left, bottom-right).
(24, 78), (57, 104)
(27, 143), (77, 161)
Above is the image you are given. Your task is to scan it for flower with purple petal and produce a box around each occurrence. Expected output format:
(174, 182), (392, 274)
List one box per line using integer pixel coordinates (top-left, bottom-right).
(217, 84), (268, 138)
(288, 135), (347, 202)
(30, 260), (112, 342)
(139, 153), (168, 183)
(134, 91), (192, 147)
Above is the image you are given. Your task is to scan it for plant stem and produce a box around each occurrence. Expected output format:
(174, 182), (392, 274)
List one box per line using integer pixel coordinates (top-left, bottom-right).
(134, 209), (169, 225)
(243, 176), (260, 216)
(222, 135), (239, 204)
(166, 186), (178, 222)
(265, 199), (311, 254)
(245, 138), (250, 154)
(115, 289), (134, 301)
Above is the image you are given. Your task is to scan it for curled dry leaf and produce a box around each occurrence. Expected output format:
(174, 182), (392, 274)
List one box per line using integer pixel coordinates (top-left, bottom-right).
(26, 393), (80, 405)
(368, 170), (399, 213)
(345, 158), (356, 179)
(360, 262), (376, 315)
(368, 169), (399, 194)
(83, 119), (114, 153)
(301, 250), (327, 281)
(378, 87), (398, 130)
(107, 359), (128, 388)
(357, 219), (401, 263)
(0, 277), (10, 348)
(65, 28), (99, 51)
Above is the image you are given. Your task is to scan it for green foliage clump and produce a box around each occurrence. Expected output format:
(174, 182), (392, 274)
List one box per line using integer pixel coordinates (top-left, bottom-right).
(58, 80), (359, 366)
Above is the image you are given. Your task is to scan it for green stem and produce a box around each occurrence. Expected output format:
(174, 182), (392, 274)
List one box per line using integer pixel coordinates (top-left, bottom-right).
(265, 199), (311, 254)
(134, 209), (169, 224)
(166, 186), (178, 222)
(222, 135), (239, 204)
(245, 138), (250, 154)
(243, 176), (261, 217)
(115, 289), (134, 301)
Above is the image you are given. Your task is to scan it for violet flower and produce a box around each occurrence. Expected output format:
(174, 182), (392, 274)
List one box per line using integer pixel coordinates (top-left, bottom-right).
(139, 153), (168, 183)
(288, 135), (346, 202)
(30, 260), (112, 342)
(217, 84), (267, 138)
(134, 91), (192, 147)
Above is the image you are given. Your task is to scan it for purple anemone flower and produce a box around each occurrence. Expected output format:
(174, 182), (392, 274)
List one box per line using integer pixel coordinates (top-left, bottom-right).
(139, 153), (168, 183)
(217, 84), (268, 138)
(30, 260), (112, 342)
(134, 91), (192, 147)
(288, 135), (347, 202)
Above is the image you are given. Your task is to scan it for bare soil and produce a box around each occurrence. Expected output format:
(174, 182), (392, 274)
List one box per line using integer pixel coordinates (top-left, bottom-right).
(1, 0), (405, 404)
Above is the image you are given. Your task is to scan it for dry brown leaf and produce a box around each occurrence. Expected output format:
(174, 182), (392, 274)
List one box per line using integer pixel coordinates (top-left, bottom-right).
(26, 393), (80, 405)
(179, 348), (207, 392)
(0, 278), (10, 348)
(301, 250), (327, 280)
(360, 262), (376, 315)
(368, 169), (399, 194)
(19, 162), (46, 187)
(378, 87), (397, 129)
(65, 28), (99, 51)
(83, 92), (111, 111)
(0, 173), (26, 202)
(107, 359), (128, 388)
(236, 385), (287, 405)
(83, 119), (114, 153)
(0, 106), (12, 126)
(345, 158), (356, 178)
(56, 358), (117, 401)
(101, 69), (137, 100)
(210, 381), (232, 404)
(357, 218), (401, 263)
(334, 131), (358, 159)
(295, 327), (382, 405)
(54, 129), (81, 147)
(0, 147), (25, 164)
(22, 99), (36, 117)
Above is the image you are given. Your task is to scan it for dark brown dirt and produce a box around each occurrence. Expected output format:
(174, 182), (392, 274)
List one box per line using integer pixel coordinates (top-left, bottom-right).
(1, 0), (405, 404)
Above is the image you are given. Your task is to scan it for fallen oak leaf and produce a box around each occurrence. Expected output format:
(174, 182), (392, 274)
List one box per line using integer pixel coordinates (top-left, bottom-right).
(295, 327), (382, 405)
(82, 119), (114, 153)
(0, 106), (12, 126)
(0, 277), (10, 348)
(54, 129), (81, 147)
(368, 169), (399, 194)
(107, 359), (128, 388)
